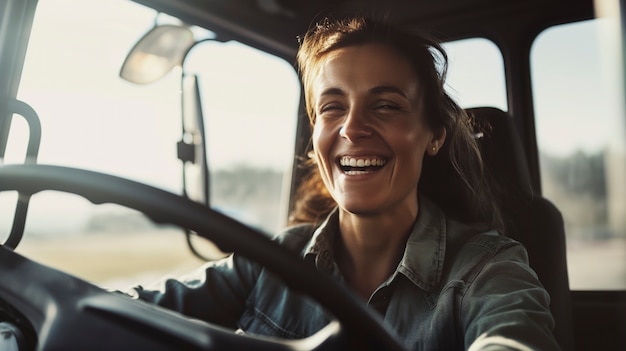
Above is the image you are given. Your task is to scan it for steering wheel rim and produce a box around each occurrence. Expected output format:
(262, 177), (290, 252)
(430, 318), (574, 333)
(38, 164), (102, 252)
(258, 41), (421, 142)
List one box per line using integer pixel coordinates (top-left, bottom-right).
(0, 164), (406, 351)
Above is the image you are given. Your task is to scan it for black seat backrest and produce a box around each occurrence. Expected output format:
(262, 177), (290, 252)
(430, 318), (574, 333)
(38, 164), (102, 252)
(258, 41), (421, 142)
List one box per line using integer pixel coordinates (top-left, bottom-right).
(467, 107), (574, 351)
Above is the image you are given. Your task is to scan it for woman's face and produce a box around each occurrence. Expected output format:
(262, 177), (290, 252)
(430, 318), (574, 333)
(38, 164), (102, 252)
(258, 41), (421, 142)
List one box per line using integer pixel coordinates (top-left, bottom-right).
(311, 43), (442, 216)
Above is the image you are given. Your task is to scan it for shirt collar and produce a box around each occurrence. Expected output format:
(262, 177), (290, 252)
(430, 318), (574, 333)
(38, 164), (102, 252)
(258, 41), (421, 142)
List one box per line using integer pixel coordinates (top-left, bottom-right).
(397, 195), (447, 292)
(302, 195), (447, 292)
(303, 208), (340, 274)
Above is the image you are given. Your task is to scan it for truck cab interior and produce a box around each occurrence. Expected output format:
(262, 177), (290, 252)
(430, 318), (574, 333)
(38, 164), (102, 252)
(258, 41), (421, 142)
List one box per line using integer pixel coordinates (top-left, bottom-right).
(1, 0), (625, 350)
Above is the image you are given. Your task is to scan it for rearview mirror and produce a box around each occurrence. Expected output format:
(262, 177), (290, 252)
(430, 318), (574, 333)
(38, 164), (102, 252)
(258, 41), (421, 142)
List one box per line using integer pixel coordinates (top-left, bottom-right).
(119, 24), (194, 85)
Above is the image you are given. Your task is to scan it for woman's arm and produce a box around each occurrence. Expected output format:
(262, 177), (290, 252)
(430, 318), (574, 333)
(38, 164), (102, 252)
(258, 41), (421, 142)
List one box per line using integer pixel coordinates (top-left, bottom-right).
(129, 253), (262, 329)
(462, 240), (560, 351)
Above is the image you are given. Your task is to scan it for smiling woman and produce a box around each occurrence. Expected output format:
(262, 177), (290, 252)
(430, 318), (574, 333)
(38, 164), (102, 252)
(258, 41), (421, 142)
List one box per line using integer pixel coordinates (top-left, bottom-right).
(126, 16), (560, 350)
(3, 0), (626, 350)
(310, 43), (441, 222)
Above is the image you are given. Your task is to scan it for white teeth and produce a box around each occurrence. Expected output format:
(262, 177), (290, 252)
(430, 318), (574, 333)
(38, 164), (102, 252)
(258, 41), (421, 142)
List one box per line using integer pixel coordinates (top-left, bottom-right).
(339, 156), (386, 167)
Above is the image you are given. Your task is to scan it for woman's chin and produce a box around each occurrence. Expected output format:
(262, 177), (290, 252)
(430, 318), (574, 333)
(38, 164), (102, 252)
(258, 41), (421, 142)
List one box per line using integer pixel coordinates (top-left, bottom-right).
(338, 200), (382, 217)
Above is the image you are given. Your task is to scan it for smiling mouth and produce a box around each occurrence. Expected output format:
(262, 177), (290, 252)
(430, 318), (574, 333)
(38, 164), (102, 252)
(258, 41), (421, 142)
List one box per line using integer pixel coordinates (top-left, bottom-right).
(338, 156), (387, 175)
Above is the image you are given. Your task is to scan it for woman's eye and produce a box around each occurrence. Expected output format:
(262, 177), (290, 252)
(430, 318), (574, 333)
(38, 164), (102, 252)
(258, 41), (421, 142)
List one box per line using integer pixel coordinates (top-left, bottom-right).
(319, 104), (344, 115)
(375, 103), (401, 111)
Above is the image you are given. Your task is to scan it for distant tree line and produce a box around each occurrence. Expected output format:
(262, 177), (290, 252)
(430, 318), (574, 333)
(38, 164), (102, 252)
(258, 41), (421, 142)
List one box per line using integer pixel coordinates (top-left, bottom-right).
(540, 150), (611, 239)
(210, 165), (284, 234)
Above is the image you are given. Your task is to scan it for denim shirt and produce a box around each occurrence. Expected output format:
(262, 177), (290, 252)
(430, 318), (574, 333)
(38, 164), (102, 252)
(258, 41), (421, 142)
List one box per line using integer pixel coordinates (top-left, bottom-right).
(132, 196), (559, 350)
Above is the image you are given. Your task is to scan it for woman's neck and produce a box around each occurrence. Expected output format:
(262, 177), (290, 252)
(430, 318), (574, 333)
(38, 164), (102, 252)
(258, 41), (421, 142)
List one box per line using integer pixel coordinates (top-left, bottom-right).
(336, 205), (418, 300)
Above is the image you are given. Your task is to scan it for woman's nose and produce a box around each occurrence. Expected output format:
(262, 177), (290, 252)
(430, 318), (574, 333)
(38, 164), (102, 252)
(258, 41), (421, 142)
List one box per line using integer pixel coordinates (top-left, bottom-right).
(339, 109), (373, 141)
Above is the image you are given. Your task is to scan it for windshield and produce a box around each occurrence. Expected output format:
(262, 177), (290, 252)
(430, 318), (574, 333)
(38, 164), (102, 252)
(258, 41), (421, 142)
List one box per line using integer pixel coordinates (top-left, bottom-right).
(2, 0), (300, 290)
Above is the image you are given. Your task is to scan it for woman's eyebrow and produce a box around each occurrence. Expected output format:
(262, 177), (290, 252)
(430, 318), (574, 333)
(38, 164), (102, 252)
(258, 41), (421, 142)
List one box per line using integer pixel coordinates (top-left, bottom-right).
(318, 86), (408, 99)
(319, 87), (345, 97)
(370, 85), (408, 98)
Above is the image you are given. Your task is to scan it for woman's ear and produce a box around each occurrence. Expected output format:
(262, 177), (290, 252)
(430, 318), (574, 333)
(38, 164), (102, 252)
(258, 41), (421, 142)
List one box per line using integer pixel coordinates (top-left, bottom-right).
(427, 128), (447, 156)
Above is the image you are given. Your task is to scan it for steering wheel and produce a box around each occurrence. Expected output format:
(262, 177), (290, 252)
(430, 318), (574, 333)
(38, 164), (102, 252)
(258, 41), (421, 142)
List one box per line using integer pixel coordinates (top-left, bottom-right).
(0, 164), (406, 351)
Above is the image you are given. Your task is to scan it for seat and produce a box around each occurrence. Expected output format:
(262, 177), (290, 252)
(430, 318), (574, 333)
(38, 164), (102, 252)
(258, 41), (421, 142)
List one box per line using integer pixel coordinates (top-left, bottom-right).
(467, 107), (574, 351)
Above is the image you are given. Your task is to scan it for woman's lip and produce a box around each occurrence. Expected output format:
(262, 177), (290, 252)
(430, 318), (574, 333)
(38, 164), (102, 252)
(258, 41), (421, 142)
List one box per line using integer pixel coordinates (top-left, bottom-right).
(335, 157), (388, 176)
(341, 168), (382, 176)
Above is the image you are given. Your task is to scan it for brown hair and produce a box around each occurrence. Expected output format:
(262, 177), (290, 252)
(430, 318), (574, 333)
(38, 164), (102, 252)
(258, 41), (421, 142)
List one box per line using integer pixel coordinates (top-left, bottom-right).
(289, 16), (503, 232)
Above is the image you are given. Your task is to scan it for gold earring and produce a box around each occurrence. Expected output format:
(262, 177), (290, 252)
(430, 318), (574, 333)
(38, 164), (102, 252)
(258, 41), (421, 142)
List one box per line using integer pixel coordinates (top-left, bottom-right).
(431, 146), (437, 152)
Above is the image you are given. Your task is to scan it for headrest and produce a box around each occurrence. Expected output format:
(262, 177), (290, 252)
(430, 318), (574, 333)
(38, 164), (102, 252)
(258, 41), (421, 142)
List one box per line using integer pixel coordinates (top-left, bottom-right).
(467, 107), (533, 199)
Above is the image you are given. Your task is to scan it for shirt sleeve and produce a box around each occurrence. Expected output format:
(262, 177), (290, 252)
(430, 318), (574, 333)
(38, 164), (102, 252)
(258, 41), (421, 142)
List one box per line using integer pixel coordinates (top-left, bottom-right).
(461, 239), (561, 351)
(124, 224), (314, 330)
(128, 252), (262, 329)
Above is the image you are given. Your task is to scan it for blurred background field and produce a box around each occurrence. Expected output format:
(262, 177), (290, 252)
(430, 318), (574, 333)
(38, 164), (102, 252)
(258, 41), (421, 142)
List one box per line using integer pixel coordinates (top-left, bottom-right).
(16, 228), (226, 291)
(14, 225), (626, 291)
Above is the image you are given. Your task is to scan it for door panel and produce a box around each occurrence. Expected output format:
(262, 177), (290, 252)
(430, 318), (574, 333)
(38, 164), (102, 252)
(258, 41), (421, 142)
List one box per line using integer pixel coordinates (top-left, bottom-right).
(572, 291), (626, 350)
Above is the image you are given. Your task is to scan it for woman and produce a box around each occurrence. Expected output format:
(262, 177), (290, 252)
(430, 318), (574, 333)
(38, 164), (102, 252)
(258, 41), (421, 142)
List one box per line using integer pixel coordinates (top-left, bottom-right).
(132, 16), (559, 350)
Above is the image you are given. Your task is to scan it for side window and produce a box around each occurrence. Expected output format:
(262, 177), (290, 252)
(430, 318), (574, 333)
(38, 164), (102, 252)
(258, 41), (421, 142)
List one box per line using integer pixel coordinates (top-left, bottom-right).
(442, 38), (507, 110)
(185, 41), (299, 234)
(6, 0), (299, 289)
(532, 19), (626, 290)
